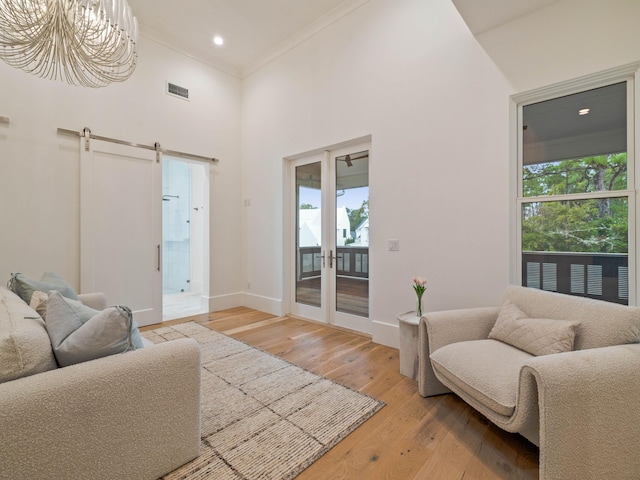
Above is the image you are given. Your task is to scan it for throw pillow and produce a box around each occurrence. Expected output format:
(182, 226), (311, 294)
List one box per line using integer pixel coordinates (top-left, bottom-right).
(45, 290), (143, 367)
(8, 271), (79, 304)
(489, 300), (581, 356)
(29, 291), (49, 319)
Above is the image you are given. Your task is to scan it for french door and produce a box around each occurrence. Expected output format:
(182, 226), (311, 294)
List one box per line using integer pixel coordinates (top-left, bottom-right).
(290, 142), (370, 333)
(80, 139), (162, 327)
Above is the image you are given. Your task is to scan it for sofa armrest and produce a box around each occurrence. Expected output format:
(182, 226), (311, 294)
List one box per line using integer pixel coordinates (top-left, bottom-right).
(418, 306), (500, 397)
(0, 338), (201, 480)
(77, 292), (108, 310)
(523, 343), (640, 480)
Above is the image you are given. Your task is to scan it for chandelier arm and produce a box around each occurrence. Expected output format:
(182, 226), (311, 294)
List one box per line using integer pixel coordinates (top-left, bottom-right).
(0, 0), (138, 87)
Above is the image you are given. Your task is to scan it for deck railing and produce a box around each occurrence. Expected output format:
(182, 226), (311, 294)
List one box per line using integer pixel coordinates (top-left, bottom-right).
(300, 249), (627, 303)
(522, 251), (628, 305)
(298, 246), (369, 280)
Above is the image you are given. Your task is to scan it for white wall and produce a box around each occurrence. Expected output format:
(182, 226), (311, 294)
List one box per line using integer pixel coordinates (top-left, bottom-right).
(241, 0), (514, 346)
(3, 0), (636, 347)
(475, 0), (640, 92)
(475, 0), (640, 308)
(0, 36), (243, 307)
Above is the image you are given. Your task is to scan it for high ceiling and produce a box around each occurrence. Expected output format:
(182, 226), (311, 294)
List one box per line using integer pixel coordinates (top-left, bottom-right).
(127, 0), (562, 78)
(127, 0), (361, 77)
(451, 0), (561, 35)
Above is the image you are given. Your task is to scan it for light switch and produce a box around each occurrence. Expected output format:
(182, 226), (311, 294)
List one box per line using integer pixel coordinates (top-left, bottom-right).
(388, 239), (399, 251)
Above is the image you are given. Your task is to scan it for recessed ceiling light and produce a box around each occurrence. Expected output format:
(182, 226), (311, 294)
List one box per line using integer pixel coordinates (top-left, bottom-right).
(213, 36), (224, 46)
(579, 108), (590, 115)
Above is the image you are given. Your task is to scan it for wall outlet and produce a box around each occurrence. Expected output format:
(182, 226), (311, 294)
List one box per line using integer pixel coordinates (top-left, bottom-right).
(244, 199), (251, 207)
(388, 239), (399, 251)
(247, 282), (251, 290)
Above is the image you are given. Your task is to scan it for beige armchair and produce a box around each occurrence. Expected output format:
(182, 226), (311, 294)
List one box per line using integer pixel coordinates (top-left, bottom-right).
(418, 285), (640, 480)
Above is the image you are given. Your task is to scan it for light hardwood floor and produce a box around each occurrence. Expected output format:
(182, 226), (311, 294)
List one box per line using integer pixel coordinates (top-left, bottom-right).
(145, 307), (539, 480)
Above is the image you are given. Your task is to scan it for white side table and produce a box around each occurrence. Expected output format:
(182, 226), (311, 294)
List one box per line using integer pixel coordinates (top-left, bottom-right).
(397, 311), (421, 380)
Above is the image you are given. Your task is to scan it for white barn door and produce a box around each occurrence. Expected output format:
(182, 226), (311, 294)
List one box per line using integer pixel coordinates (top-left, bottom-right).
(80, 139), (162, 327)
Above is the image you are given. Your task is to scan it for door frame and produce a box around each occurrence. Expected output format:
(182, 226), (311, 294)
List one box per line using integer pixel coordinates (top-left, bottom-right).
(283, 135), (371, 332)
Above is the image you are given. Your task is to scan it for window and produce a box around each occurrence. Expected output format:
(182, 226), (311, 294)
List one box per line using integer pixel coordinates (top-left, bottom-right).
(513, 67), (638, 305)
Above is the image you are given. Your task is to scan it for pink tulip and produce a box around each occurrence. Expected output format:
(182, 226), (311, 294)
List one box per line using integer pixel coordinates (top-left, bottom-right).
(412, 276), (427, 316)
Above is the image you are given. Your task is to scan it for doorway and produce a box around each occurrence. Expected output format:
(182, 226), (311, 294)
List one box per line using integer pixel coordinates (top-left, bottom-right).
(162, 157), (210, 321)
(290, 141), (370, 333)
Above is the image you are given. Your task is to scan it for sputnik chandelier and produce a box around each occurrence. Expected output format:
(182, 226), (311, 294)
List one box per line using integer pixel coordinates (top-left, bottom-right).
(0, 0), (138, 87)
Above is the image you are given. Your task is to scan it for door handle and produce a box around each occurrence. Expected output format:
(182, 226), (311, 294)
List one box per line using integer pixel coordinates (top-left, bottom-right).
(329, 250), (338, 268)
(157, 244), (161, 271)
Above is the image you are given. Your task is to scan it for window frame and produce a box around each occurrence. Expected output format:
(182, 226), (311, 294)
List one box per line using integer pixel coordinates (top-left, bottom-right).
(510, 63), (639, 305)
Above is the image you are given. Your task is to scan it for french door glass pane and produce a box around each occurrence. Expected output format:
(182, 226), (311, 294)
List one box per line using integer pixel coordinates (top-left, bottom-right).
(296, 162), (322, 307)
(335, 151), (369, 317)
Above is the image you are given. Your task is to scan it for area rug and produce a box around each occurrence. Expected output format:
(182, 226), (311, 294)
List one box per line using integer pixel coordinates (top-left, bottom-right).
(142, 322), (385, 480)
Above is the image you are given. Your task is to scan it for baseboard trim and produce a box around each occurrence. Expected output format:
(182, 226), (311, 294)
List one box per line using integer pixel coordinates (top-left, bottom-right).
(206, 292), (244, 311)
(243, 293), (283, 316)
(203, 292), (283, 316)
(206, 294), (398, 348)
(372, 320), (399, 349)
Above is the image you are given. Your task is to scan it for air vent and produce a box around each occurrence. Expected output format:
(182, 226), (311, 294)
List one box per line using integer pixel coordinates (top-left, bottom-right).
(166, 82), (189, 101)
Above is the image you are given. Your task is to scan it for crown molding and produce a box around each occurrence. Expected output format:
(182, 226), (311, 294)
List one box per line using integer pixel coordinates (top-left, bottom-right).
(139, 25), (242, 79)
(137, 0), (370, 80)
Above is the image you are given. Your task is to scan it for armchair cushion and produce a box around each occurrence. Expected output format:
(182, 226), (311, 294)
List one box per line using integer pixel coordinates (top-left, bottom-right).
(430, 339), (532, 416)
(418, 306), (500, 397)
(488, 300), (581, 356)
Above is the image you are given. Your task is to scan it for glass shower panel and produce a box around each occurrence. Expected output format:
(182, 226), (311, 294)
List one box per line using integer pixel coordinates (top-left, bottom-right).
(162, 158), (191, 294)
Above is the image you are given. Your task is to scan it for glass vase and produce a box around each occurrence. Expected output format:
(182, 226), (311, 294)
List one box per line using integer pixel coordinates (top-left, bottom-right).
(416, 296), (423, 317)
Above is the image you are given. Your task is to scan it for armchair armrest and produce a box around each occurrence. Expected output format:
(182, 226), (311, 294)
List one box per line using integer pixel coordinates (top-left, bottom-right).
(77, 292), (108, 310)
(523, 343), (640, 480)
(418, 306), (500, 397)
(0, 338), (201, 480)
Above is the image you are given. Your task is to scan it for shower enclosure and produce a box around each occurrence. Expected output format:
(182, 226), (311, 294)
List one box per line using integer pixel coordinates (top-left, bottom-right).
(162, 157), (209, 319)
(162, 158), (192, 294)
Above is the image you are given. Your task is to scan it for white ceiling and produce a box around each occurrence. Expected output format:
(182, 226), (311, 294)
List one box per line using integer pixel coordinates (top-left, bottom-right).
(127, 0), (365, 78)
(523, 82), (627, 164)
(127, 0), (562, 78)
(451, 0), (562, 35)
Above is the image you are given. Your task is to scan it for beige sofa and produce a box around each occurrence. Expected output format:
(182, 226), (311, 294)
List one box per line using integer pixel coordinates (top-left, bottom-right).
(0, 286), (201, 480)
(418, 285), (640, 480)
